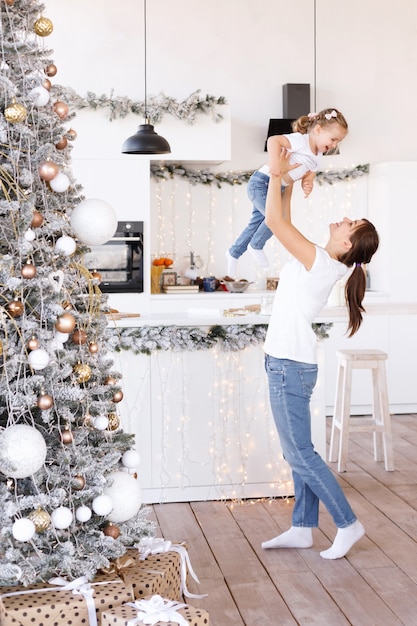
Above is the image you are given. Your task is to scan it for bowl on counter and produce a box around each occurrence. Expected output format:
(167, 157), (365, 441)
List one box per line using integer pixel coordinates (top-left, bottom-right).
(220, 279), (253, 293)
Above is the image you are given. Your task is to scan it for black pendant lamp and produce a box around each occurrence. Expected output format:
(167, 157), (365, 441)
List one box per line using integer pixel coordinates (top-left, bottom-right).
(122, 0), (171, 155)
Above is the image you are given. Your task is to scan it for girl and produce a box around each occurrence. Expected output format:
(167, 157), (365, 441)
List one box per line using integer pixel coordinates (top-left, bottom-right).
(226, 108), (348, 276)
(262, 149), (379, 559)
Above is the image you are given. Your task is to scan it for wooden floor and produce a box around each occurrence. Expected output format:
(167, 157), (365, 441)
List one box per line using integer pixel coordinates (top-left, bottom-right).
(149, 414), (417, 626)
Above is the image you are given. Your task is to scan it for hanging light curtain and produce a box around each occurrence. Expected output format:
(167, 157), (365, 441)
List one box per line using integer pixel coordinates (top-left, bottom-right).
(122, 0), (171, 155)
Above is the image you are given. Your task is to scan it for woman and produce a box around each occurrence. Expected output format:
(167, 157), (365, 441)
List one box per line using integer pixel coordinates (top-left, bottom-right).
(262, 149), (379, 559)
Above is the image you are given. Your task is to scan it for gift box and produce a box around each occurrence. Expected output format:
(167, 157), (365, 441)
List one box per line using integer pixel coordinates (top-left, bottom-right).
(113, 548), (182, 601)
(0, 572), (132, 626)
(101, 595), (209, 626)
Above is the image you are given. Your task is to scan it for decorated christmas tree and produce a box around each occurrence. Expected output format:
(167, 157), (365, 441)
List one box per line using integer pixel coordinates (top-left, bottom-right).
(0, 0), (154, 586)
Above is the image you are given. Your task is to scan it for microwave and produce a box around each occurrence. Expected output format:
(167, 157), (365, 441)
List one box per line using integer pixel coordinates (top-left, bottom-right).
(84, 221), (144, 293)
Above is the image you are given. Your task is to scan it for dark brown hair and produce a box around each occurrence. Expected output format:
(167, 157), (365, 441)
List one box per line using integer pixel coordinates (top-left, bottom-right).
(292, 108), (348, 135)
(338, 219), (379, 336)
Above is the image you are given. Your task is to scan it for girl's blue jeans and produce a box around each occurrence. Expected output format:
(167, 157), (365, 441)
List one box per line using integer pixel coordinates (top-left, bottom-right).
(265, 354), (357, 528)
(229, 171), (275, 258)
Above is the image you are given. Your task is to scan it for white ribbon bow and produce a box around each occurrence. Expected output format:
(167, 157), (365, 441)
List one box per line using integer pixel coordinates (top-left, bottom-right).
(48, 576), (97, 626)
(127, 595), (189, 626)
(137, 537), (207, 599)
(325, 110), (337, 120)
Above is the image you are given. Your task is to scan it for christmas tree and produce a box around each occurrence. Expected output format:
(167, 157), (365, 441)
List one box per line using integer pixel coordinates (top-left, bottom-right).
(0, 0), (154, 586)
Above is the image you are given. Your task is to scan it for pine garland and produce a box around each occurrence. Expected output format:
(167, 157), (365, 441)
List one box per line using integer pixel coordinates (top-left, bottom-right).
(61, 88), (227, 124)
(150, 162), (369, 188)
(106, 323), (333, 355)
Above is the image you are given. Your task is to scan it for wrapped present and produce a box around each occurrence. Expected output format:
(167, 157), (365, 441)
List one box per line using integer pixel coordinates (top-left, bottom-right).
(110, 548), (181, 601)
(0, 572), (132, 626)
(137, 538), (206, 600)
(101, 595), (209, 626)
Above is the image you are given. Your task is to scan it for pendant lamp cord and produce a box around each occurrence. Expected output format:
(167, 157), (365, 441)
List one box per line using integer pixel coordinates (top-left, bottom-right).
(313, 0), (317, 112)
(144, 0), (148, 120)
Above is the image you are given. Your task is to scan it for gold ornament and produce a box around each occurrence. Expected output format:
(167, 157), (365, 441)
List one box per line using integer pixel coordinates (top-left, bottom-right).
(55, 312), (76, 333)
(55, 136), (68, 150)
(7, 300), (24, 317)
(4, 100), (27, 124)
(31, 210), (44, 228)
(60, 425), (74, 444)
(107, 413), (120, 431)
(72, 474), (86, 490)
(62, 300), (73, 311)
(27, 336), (39, 351)
(3, 0), (15, 6)
(102, 523), (120, 539)
(71, 329), (87, 345)
(83, 413), (94, 428)
(90, 270), (102, 281)
(34, 16), (54, 37)
(37, 392), (53, 410)
(53, 101), (69, 120)
(88, 341), (99, 354)
(44, 63), (57, 77)
(74, 362), (92, 383)
(112, 389), (124, 403)
(66, 128), (77, 141)
(105, 376), (117, 385)
(42, 78), (52, 91)
(21, 261), (37, 279)
(39, 160), (59, 181)
(28, 507), (51, 533)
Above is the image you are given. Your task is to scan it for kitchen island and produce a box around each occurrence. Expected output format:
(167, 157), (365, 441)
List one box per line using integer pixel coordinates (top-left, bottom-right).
(107, 292), (417, 503)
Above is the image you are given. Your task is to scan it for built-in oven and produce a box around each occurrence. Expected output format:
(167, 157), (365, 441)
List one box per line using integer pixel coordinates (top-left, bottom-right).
(84, 221), (144, 293)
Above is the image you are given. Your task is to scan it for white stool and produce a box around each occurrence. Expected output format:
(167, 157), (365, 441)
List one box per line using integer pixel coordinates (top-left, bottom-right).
(329, 349), (394, 472)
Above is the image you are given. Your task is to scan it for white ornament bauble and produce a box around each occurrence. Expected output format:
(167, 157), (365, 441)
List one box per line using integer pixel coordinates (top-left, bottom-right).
(49, 338), (64, 351)
(70, 199), (117, 246)
(92, 494), (113, 516)
(12, 518), (36, 542)
(75, 505), (92, 523)
(54, 331), (69, 343)
(104, 471), (142, 523)
(121, 449), (141, 469)
(24, 228), (36, 242)
(93, 415), (109, 431)
(50, 172), (70, 192)
(28, 348), (50, 370)
(30, 86), (50, 106)
(55, 235), (76, 256)
(0, 425), (47, 478)
(51, 506), (73, 529)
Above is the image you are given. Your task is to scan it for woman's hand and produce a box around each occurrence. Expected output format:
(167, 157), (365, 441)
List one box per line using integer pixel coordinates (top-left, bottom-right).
(270, 147), (301, 177)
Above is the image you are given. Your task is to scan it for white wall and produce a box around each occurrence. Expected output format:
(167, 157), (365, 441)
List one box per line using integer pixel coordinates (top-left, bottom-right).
(44, 0), (417, 291)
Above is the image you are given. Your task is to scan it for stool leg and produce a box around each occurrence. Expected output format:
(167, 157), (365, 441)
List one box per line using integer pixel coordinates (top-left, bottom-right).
(329, 362), (343, 463)
(371, 366), (383, 462)
(378, 361), (395, 471)
(337, 362), (352, 472)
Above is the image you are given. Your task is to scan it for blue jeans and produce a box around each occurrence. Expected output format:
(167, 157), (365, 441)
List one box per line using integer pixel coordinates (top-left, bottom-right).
(265, 354), (357, 528)
(229, 171), (277, 258)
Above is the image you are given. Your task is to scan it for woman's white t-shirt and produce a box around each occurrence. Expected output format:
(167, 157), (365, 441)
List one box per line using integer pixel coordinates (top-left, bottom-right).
(264, 246), (348, 364)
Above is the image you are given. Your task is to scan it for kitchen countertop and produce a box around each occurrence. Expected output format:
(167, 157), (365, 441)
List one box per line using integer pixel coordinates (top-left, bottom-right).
(106, 291), (417, 328)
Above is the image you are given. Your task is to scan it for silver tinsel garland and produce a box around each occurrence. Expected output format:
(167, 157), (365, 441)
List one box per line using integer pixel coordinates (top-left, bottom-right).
(150, 162), (369, 188)
(107, 323), (333, 355)
(61, 88), (227, 123)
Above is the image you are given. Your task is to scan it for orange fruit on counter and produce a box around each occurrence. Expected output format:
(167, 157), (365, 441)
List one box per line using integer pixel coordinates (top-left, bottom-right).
(164, 258), (173, 266)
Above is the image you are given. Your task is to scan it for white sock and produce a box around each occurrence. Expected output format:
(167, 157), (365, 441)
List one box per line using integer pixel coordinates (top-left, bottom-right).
(261, 526), (313, 549)
(225, 250), (238, 277)
(320, 520), (365, 560)
(248, 244), (269, 268)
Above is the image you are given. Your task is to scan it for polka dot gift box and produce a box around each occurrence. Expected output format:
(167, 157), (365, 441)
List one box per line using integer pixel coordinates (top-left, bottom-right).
(0, 572), (132, 626)
(101, 595), (209, 626)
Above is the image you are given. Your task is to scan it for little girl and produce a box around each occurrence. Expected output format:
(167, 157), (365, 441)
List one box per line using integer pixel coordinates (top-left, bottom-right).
(226, 108), (348, 276)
